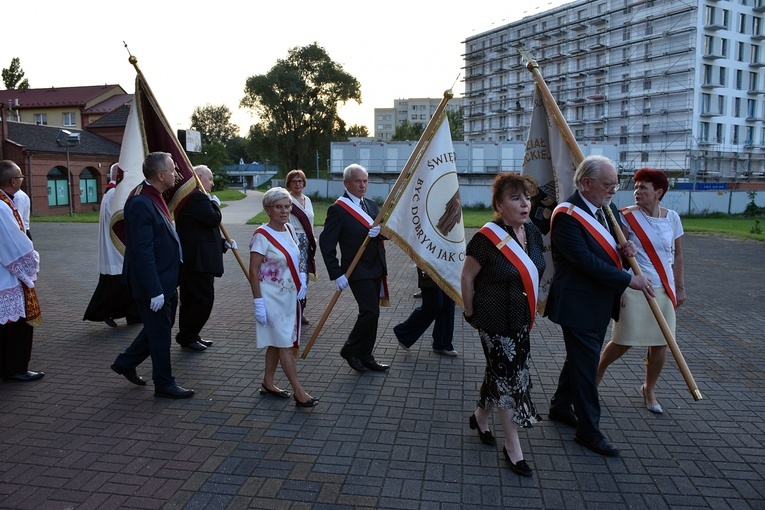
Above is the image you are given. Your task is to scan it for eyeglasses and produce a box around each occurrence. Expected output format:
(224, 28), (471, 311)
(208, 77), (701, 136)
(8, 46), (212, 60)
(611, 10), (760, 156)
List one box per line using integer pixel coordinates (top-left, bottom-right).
(288, 179), (305, 184)
(603, 182), (621, 192)
(12, 175), (24, 180)
(267, 204), (292, 211)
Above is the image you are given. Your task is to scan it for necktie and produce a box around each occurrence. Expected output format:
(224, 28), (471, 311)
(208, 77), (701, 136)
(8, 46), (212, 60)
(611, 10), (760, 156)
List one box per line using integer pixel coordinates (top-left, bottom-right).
(596, 208), (607, 229)
(360, 199), (369, 214)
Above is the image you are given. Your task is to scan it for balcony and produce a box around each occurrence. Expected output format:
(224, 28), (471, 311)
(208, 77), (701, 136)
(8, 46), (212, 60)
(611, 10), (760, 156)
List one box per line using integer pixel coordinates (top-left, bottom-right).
(755, 0), (765, 12)
(702, 50), (725, 60)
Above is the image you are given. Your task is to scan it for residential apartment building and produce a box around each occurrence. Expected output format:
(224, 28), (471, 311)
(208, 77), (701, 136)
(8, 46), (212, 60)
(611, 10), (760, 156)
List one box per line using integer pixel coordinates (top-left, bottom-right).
(374, 97), (464, 141)
(463, 0), (765, 180)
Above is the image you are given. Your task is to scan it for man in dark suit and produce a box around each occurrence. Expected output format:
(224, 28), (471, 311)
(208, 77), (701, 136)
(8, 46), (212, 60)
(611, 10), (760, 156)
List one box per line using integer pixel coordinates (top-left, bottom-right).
(544, 155), (653, 456)
(174, 165), (234, 352)
(110, 152), (194, 399)
(319, 163), (389, 373)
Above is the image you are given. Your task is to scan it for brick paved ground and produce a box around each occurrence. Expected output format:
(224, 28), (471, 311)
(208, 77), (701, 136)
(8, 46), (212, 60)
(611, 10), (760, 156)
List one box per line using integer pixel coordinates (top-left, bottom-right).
(1, 196), (763, 509)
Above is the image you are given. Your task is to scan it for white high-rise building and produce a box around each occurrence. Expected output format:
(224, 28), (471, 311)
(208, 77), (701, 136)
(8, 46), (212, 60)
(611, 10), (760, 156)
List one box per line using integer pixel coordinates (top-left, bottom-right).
(463, 0), (765, 180)
(374, 97), (463, 141)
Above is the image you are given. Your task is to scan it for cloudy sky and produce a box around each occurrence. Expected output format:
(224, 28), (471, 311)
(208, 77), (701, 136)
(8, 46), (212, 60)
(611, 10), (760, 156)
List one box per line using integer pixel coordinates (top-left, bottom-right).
(4, 0), (573, 135)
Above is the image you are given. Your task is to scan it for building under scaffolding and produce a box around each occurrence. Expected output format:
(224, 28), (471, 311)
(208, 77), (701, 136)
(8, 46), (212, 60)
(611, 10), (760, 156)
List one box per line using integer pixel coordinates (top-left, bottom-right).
(462, 0), (765, 182)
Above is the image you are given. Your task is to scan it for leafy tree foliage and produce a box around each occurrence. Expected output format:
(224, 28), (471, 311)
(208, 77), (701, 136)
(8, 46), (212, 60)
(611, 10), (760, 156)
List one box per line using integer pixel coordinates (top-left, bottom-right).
(447, 107), (464, 141)
(346, 124), (370, 137)
(391, 120), (425, 141)
(2, 58), (29, 90)
(240, 42), (361, 174)
(190, 104), (239, 146)
(189, 141), (229, 191)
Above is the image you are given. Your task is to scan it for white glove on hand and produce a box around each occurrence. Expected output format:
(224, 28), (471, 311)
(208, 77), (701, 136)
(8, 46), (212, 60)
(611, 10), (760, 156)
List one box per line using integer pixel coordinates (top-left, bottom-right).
(297, 273), (307, 300)
(335, 274), (349, 291)
(150, 294), (165, 312)
(368, 225), (381, 238)
(210, 195), (221, 206)
(225, 239), (238, 250)
(253, 298), (267, 326)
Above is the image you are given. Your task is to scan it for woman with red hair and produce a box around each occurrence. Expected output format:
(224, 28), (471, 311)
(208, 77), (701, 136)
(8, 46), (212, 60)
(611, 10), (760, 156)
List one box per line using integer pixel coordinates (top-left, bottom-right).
(597, 168), (686, 414)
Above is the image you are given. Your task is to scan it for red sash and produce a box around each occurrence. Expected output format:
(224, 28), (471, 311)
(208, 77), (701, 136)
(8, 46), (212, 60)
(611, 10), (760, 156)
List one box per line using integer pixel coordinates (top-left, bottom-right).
(621, 206), (677, 307)
(253, 225), (302, 346)
(477, 222), (539, 328)
(131, 182), (172, 221)
(551, 202), (622, 269)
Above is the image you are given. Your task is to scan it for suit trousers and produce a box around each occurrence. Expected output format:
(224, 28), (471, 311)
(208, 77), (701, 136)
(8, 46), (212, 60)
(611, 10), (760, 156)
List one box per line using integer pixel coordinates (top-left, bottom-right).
(177, 271), (215, 345)
(394, 288), (455, 350)
(114, 294), (177, 388)
(550, 325), (607, 439)
(346, 277), (381, 360)
(0, 319), (33, 378)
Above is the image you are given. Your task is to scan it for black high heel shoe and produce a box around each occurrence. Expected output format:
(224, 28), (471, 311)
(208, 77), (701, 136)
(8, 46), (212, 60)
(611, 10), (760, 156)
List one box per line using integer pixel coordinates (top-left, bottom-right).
(503, 447), (532, 477)
(468, 413), (496, 445)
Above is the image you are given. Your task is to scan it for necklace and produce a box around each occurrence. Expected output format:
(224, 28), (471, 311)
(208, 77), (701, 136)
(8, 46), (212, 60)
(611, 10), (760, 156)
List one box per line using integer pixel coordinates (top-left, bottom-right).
(503, 223), (527, 252)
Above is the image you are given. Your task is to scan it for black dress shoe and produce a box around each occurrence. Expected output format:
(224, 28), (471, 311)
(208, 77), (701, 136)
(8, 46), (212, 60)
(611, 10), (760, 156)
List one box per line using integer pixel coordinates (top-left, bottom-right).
(340, 349), (367, 372)
(548, 407), (579, 428)
(574, 434), (620, 457)
(361, 358), (389, 371)
(4, 370), (45, 382)
(198, 339), (213, 347)
(111, 363), (146, 386)
(503, 447), (533, 477)
(155, 385), (195, 399)
(181, 341), (207, 352)
(104, 318), (118, 328)
(469, 413), (497, 445)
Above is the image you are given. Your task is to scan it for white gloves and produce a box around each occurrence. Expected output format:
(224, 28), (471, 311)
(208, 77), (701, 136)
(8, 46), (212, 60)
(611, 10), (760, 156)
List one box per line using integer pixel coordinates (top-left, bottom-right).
(150, 294), (165, 312)
(225, 239), (238, 250)
(253, 298), (267, 326)
(335, 274), (349, 291)
(368, 225), (381, 238)
(297, 273), (307, 300)
(210, 195), (221, 206)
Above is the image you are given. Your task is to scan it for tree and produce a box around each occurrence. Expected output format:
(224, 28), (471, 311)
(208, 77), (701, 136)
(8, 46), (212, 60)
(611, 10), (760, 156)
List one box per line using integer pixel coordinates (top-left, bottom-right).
(391, 120), (425, 141)
(447, 107), (464, 141)
(2, 57), (29, 90)
(346, 124), (369, 137)
(240, 42), (361, 174)
(190, 104), (239, 146)
(189, 141), (229, 191)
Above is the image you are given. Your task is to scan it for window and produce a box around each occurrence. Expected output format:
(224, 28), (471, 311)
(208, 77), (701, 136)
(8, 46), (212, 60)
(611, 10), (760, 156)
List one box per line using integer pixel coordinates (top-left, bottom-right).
(621, 74), (630, 93)
(644, 71), (652, 90)
(700, 122), (710, 141)
(738, 42), (746, 62)
(737, 69), (744, 89)
(751, 71), (759, 91)
(34, 113), (47, 125)
(748, 99), (756, 118)
(47, 167), (69, 207)
(719, 67), (727, 86)
(702, 93), (712, 114)
(623, 28), (631, 41)
(646, 22), (653, 36)
(79, 169), (98, 205)
(754, 16), (762, 37)
(740, 13), (747, 34)
(643, 97), (651, 115)
(716, 124), (724, 143)
(642, 124), (650, 144)
(641, 152), (649, 163)
(735, 97), (742, 117)
(733, 125), (740, 144)
(62, 112), (76, 127)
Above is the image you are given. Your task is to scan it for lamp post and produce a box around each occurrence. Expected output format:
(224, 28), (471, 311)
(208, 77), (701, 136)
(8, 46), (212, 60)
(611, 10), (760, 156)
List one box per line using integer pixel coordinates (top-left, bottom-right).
(55, 129), (81, 217)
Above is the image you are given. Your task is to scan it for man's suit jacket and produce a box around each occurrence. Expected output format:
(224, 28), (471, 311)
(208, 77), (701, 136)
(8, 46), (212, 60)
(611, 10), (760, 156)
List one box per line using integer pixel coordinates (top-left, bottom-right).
(122, 194), (181, 300)
(543, 191), (631, 330)
(175, 189), (224, 276)
(319, 193), (387, 282)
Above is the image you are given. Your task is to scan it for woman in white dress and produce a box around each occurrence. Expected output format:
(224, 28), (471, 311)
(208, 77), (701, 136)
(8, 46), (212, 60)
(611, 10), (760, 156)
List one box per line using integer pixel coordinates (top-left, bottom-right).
(597, 168), (686, 414)
(249, 187), (318, 407)
(285, 169), (315, 325)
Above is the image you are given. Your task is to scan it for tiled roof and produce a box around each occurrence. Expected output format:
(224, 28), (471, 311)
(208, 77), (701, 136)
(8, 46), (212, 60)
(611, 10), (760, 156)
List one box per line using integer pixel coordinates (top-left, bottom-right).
(0, 85), (125, 108)
(86, 103), (132, 128)
(7, 121), (121, 156)
(83, 94), (133, 115)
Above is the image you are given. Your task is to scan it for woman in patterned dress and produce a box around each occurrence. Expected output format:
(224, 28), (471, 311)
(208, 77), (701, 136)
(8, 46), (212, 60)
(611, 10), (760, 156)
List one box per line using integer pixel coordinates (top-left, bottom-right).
(461, 173), (545, 477)
(285, 169), (315, 325)
(249, 187), (318, 408)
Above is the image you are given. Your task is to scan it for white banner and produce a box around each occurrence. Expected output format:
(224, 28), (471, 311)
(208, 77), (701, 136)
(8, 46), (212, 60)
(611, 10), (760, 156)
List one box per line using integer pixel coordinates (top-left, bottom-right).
(382, 117), (466, 307)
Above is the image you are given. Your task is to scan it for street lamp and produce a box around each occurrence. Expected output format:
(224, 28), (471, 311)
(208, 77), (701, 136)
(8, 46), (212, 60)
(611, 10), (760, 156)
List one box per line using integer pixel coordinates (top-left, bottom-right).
(55, 129), (81, 216)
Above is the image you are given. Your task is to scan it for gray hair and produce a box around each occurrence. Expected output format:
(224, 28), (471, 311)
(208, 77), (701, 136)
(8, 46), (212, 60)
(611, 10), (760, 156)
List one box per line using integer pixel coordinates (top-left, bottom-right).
(143, 152), (173, 179)
(262, 186), (291, 207)
(0, 160), (21, 182)
(343, 163), (367, 182)
(194, 165), (212, 180)
(574, 155), (614, 191)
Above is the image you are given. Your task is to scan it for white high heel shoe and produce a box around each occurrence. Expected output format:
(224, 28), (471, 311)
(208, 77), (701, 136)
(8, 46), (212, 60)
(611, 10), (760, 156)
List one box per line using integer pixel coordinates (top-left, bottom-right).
(642, 385), (664, 414)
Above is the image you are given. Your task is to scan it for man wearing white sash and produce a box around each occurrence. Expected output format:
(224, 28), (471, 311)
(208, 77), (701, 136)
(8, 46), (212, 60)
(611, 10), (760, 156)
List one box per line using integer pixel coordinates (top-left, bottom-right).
(319, 163), (388, 373)
(544, 156), (653, 457)
(597, 168), (686, 415)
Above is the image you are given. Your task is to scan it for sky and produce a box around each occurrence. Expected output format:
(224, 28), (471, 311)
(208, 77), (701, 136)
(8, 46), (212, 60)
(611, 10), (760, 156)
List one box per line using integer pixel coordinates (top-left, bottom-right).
(4, 0), (573, 136)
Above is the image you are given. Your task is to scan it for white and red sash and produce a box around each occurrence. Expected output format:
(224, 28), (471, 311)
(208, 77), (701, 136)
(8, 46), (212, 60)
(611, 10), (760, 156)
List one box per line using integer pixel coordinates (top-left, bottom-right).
(334, 196), (390, 306)
(253, 224), (302, 345)
(620, 205), (677, 307)
(551, 202), (622, 269)
(335, 196), (373, 226)
(477, 222), (539, 328)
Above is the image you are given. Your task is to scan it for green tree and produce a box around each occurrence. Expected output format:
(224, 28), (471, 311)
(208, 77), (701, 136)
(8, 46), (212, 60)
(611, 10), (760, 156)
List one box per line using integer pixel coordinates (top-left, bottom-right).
(2, 57), (30, 90)
(391, 120), (425, 141)
(346, 124), (370, 137)
(190, 104), (239, 146)
(447, 107), (464, 141)
(240, 42), (361, 174)
(190, 141), (229, 191)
